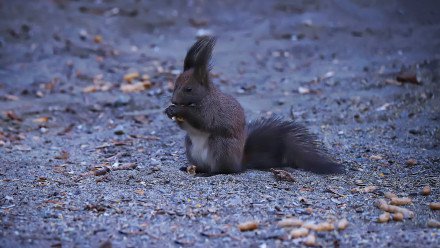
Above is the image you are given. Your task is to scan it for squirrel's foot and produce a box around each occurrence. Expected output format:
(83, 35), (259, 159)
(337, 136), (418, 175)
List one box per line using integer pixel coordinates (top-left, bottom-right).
(180, 165), (197, 175)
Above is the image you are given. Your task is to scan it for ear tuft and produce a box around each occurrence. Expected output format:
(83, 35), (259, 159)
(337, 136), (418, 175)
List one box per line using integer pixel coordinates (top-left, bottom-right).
(183, 36), (216, 84)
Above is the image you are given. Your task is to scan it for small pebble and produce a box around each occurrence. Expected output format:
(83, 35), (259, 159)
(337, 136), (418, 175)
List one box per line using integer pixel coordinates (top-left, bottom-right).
(337, 219), (349, 230)
(405, 159), (417, 166)
(427, 219), (440, 228)
(421, 186), (431, 196)
(429, 202), (440, 210)
(378, 212), (390, 223)
(392, 213), (404, 221)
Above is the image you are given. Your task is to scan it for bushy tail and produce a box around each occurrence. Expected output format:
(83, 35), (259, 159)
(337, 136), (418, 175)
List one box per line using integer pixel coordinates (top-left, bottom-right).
(243, 117), (343, 174)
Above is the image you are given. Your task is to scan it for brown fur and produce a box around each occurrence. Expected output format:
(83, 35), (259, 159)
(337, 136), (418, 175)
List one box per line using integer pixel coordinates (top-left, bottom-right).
(165, 37), (343, 175)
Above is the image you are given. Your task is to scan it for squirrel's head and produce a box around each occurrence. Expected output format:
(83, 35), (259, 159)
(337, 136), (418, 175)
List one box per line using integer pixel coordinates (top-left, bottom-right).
(171, 36), (216, 106)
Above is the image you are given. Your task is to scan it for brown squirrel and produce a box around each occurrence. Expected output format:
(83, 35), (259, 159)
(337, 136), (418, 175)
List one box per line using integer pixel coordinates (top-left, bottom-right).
(165, 37), (343, 175)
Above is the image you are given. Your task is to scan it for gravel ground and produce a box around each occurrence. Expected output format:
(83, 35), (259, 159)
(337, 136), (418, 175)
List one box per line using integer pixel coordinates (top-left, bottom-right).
(1, 0), (439, 247)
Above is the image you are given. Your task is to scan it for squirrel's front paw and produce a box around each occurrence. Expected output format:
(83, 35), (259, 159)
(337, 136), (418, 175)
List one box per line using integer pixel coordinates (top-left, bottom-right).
(165, 105), (178, 119)
(165, 105), (177, 119)
(165, 105), (185, 122)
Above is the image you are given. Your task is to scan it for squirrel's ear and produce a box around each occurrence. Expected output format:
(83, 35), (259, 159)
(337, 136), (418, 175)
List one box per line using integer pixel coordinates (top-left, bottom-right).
(183, 36), (216, 85)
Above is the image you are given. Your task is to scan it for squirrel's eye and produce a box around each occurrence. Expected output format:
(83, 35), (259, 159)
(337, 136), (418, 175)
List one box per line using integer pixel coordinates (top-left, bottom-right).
(185, 87), (192, 92)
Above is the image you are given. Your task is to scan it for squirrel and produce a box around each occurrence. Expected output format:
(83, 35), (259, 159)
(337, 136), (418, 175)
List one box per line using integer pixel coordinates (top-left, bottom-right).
(165, 37), (343, 175)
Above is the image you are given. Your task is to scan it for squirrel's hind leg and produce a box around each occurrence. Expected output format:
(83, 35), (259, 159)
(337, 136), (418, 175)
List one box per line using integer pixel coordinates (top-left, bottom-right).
(209, 137), (244, 174)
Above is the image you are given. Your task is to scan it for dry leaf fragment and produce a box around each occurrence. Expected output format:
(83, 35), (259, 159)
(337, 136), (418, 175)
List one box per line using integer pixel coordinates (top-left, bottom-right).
(384, 78), (402, 85)
(298, 86), (319, 94)
(384, 192), (397, 199)
(378, 212), (391, 223)
(390, 197), (412, 206)
(80, 165), (110, 178)
(427, 219), (440, 228)
(83, 85), (98, 93)
(53, 164), (66, 173)
(141, 74), (150, 81)
(375, 199), (414, 218)
(396, 73), (420, 85)
(100, 83), (112, 91)
(354, 179), (366, 186)
(326, 187), (345, 197)
(290, 227), (309, 239)
(376, 103), (391, 111)
(352, 185), (378, 193)
(392, 213), (404, 221)
(337, 219), (349, 230)
(298, 196), (311, 206)
(4, 94), (19, 101)
(429, 203), (440, 210)
(201, 229), (227, 238)
(238, 221), (258, 232)
(94, 167), (110, 176)
(123, 72), (140, 83)
(362, 185), (378, 193)
(4, 111), (22, 121)
(278, 218), (303, 228)
(54, 150), (69, 160)
(134, 189), (145, 195)
(302, 222), (318, 231)
(14, 144), (32, 151)
(298, 86), (310, 94)
(84, 203), (107, 212)
(33, 117), (49, 123)
(270, 168), (295, 182)
(112, 163), (137, 171)
(369, 155), (383, 160)
(133, 115), (150, 124)
(37, 177), (48, 182)
(315, 222), (334, 232)
(112, 140), (132, 146)
(322, 71), (335, 79)
(421, 186), (431, 196)
(303, 233), (317, 246)
(79, 162), (134, 180)
(375, 199), (388, 209)
(120, 82), (151, 93)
